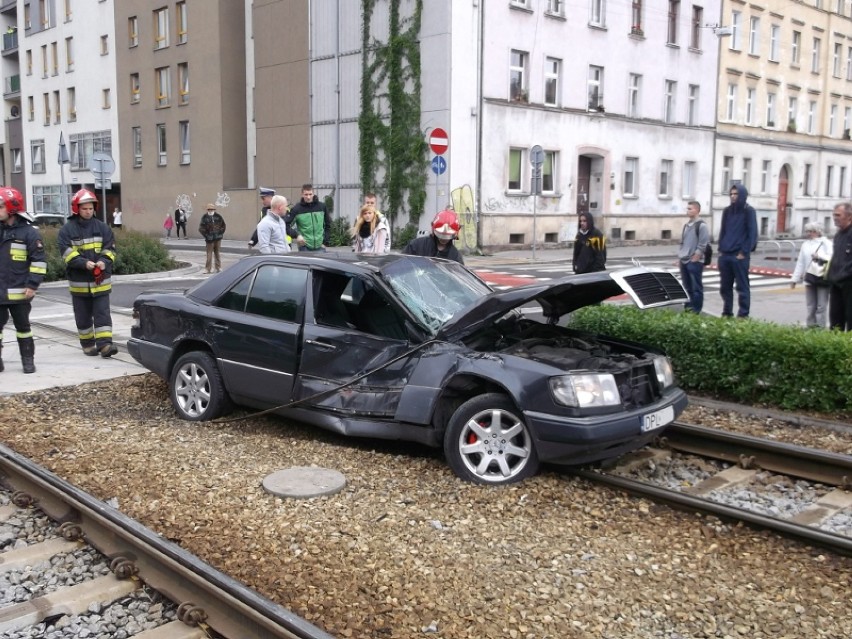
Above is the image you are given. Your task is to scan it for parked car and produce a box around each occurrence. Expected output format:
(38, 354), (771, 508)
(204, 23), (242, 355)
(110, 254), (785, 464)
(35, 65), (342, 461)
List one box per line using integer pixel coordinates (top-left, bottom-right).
(128, 253), (689, 485)
(31, 212), (65, 227)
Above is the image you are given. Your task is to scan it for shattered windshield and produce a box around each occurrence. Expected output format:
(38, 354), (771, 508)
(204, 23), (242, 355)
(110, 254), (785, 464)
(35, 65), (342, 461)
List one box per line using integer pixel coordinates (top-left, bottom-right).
(381, 257), (492, 334)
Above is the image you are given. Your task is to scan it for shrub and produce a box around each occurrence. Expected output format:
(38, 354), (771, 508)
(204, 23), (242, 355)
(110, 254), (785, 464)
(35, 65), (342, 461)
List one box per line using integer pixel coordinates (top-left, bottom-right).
(568, 305), (852, 415)
(38, 228), (177, 282)
(392, 223), (419, 250)
(327, 217), (352, 247)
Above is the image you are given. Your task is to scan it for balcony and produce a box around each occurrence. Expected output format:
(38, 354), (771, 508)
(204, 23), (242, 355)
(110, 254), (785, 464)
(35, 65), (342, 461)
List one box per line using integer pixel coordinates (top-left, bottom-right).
(2, 29), (17, 55)
(4, 73), (19, 97)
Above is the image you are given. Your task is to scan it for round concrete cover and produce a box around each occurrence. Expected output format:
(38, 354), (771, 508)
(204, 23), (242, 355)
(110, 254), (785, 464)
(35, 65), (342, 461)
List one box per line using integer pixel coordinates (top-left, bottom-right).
(262, 467), (346, 499)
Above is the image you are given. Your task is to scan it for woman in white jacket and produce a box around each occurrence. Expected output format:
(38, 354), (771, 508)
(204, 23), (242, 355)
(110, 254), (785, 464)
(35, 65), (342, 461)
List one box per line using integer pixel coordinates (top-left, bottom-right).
(790, 221), (833, 328)
(351, 204), (391, 254)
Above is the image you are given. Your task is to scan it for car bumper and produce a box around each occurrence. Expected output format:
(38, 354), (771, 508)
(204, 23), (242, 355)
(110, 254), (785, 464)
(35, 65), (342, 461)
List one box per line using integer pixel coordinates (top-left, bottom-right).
(127, 338), (173, 380)
(525, 389), (688, 465)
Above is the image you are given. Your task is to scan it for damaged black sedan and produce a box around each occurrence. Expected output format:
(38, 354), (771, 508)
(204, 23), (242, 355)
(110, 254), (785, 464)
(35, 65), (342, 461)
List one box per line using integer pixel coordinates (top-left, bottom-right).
(128, 254), (689, 485)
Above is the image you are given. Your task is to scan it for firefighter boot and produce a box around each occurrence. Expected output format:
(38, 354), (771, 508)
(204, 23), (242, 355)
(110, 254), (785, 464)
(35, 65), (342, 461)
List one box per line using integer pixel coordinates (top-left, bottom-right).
(19, 338), (35, 374)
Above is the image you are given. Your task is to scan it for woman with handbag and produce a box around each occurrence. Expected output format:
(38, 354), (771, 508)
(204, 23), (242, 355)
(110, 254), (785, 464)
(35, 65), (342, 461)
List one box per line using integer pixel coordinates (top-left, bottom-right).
(790, 221), (833, 328)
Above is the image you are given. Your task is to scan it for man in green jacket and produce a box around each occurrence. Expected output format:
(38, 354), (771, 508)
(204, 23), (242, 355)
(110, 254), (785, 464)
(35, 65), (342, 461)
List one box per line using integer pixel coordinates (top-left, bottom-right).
(285, 183), (331, 252)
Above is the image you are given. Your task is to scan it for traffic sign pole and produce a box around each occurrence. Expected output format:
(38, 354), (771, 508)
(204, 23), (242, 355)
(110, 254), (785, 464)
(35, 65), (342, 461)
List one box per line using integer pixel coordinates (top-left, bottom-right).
(428, 128), (449, 215)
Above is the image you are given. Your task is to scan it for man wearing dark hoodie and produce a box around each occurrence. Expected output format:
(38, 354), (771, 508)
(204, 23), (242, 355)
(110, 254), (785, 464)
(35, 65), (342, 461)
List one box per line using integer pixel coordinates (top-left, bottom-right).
(285, 183), (331, 252)
(572, 212), (606, 273)
(718, 183), (758, 318)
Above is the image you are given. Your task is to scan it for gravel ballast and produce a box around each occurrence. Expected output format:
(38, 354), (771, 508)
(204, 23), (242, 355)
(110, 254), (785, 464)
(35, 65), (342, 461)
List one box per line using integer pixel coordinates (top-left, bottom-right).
(1, 374), (850, 639)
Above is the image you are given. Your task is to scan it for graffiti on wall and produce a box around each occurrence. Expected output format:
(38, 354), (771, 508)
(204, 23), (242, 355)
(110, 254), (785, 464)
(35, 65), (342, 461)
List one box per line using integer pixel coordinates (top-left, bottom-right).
(215, 192), (231, 208)
(175, 194), (194, 217)
(450, 184), (477, 251)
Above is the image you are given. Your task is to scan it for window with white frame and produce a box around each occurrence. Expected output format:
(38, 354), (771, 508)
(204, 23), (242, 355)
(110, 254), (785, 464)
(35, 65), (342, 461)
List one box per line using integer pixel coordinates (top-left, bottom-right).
(847, 46), (852, 80)
(766, 92), (776, 127)
(129, 16), (139, 47)
(64, 0), (71, 22)
(808, 100), (816, 134)
(178, 63), (189, 105)
(825, 165), (834, 196)
(830, 104), (838, 136)
(788, 96), (797, 130)
(624, 157), (638, 196)
(834, 43), (843, 77)
(42, 93), (50, 125)
(687, 84), (698, 126)
(30, 139), (45, 173)
(682, 161), (696, 198)
(589, 0), (605, 27)
(730, 11), (742, 50)
(631, 0), (643, 32)
(546, 0), (564, 16)
(179, 121), (190, 164)
(746, 87), (755, 125)
(11, 148), (22, 174)
(156, 66), (170, 107)
(40, 45), (47, 78)
(65, 37), (73, 71)
(509, 50), (528, 101)
(544, 57), (560, 107)
(542, 151), (556, 192)
(51, 42), (58, 75)
(844, 107), (851, 138)
(27, 96), (34, 121)
(721, 156), (733, 192)
(588, 65), (603, 110)
(742, 158), (751, 190)
(69, 131), (111, 171)
(154, 7), (169, 50)
(67, 87), (75, 121)
(792, 31), (801, 65)
(663, 80), (676, 123)
(769, 25), (780, 61)
(510, 0), (531, 7)
(176, 1), (187, 44)
(667, 0), (679, 45)
(840, 166), (847, 197)
(130, 73), (140, 104)
(39, 0), (54, 28)
(133, 126), (142, 167)
(508, 148), (524, 191)
(53, 90), (60, 124)
(726, 83), (737, 120)
(761, 160), (771, 193)
(157, 123), (167, 166)
(627, 73), (641, 118)
(690, 6), (702, 49)
(836, 0), (844, 12)
(32, 185), (70, 216)
(659, 159), (673, 196)
(812, 37), (821, 73)
(748, 17), (760, 55)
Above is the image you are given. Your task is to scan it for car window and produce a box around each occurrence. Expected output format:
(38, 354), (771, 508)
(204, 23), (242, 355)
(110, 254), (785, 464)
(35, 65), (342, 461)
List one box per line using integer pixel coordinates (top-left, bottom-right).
(382, 257), (490, 334)
(245, 265), (306, 322)
(217, 272), (253, 312)
(313, 271), (407, 340)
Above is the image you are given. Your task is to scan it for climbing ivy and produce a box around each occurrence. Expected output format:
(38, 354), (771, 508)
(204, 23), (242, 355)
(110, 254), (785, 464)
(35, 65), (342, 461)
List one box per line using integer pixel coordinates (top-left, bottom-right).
(359, 0), (427, 228)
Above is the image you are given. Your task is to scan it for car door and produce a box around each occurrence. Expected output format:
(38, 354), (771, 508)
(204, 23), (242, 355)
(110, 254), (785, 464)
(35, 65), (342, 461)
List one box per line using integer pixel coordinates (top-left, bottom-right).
(295, 269), (420, 417)
(209, 263), (306, 406)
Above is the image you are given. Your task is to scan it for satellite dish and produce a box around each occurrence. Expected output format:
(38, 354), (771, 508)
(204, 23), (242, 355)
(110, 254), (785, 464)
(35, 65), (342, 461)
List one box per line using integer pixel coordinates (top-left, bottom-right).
(10, 106), (19, 118)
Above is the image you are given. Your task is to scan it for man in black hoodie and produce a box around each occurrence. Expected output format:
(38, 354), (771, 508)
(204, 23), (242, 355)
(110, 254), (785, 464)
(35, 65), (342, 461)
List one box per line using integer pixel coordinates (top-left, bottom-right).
(285, 184), (331, 251)
(572, 212), (606, 273)
(718, 183), (758, 318)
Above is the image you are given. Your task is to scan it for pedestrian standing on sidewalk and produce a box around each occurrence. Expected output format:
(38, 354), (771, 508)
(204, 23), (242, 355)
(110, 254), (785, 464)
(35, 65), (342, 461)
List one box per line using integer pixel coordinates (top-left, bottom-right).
(827, 201), (852, 331)
(112, 207), (122, 229)
(677, 201), (710, 313)
(174, 206), (188, 239)
(572, 212), (606, 273)
(256, 195), (291, 254)
(351, 204), (391, 254)
(790, 222), (832, 328)
(0, 187), (45, 374)
(248, 187), (275, 250)
(717, 183), (758, 318)
(163, 212), (174, 238)
(198, 203), (227, 273)
(286, 184), (331, 252)
(57, 189), (118, 358)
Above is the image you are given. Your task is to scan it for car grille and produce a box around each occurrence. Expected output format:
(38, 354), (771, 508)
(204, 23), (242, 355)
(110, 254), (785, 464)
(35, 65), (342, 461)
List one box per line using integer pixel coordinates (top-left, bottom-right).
(614, 364), (659, 409)
(621, 271), (688, 307)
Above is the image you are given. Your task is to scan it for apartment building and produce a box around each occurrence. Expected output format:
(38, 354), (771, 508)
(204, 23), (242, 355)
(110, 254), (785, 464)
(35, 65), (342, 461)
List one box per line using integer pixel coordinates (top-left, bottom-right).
(714, 0), (852, 238)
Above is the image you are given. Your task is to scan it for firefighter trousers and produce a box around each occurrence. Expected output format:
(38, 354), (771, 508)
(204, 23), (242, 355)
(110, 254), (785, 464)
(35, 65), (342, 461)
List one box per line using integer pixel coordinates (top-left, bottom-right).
(72, 295), (114, 351)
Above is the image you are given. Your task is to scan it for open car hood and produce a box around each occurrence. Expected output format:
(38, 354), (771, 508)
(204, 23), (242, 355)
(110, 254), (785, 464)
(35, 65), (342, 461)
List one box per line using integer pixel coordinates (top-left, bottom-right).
(436, 267), (688, 342)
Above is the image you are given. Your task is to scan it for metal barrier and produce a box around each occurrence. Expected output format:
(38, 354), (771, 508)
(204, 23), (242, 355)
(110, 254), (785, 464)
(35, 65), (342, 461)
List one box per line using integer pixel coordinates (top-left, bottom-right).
(754, 239), (800, 262)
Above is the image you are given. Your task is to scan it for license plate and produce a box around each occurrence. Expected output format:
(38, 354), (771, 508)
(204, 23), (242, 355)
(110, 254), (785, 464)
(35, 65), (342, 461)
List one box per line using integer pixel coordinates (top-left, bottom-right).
(641, 405), (674, 432)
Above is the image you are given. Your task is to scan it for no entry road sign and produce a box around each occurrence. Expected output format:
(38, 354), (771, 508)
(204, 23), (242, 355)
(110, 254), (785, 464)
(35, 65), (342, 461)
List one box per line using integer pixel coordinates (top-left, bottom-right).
(429, 128), (449, 155)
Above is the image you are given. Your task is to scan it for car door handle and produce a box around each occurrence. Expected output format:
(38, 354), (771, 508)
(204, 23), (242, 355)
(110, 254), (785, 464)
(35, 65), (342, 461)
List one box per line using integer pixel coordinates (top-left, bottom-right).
(305, 339), (337, 350)
(210, 322), (229, 331)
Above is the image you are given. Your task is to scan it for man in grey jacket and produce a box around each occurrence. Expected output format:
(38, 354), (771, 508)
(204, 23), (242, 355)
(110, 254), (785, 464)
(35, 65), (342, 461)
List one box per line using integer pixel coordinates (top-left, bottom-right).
(256, 195), (291, 254)
(677, 201), (710, 313)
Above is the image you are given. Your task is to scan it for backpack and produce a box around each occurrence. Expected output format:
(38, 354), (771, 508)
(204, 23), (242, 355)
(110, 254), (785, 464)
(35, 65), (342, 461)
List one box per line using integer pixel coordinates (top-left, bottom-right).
(695, 221), (712, 266)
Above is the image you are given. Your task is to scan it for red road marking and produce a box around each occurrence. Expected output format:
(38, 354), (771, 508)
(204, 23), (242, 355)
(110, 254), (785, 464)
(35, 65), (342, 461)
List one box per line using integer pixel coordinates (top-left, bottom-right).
(475, 271), (537, 288)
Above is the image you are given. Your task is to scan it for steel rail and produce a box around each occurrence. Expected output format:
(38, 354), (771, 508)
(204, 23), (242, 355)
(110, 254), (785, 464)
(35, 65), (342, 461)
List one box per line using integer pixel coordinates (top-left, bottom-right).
(0, 443), (336, 639)
(572, 469), (852, 557)
(662, 422), (852, 487)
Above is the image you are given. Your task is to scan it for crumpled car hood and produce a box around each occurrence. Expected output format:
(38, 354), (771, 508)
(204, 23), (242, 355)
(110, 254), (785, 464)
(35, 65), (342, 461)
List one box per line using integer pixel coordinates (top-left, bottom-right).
(436, 267), (687, 342)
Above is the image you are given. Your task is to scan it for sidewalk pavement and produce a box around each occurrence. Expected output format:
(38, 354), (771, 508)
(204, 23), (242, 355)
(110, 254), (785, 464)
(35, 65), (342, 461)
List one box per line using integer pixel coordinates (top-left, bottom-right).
(1, 239), (805, 396)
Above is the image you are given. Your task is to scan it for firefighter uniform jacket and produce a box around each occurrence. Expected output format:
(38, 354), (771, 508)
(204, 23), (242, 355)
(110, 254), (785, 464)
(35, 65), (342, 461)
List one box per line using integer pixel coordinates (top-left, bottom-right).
(58, 216), (116, 297)
(0, 217), (46, 304)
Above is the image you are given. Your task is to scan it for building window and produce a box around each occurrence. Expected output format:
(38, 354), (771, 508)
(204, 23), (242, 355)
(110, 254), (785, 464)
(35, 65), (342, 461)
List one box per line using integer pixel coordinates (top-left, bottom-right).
(65, 37), (73, 71)
(627, 73), (641, 118)
(847, 46), (852, 80)
(748, 17), (760, 55)
(840, 166), (847, 197)
(542, 151), (556, 193)
(825, 166), (834, 196)
(766, 92), (776, 127)
(508, 148), (523, 191)
(154, 7), (169, 50)
(102, 88), (111, 109)
(100, 34), (108, 55)
(742, 158), (751, 190)
(631, 1), (643, 33)
(546, 0), (564, 16)
(769, 25), (780, 61)
(807, 100), (816, 134)
(745, 87), (755, 125)
(803, 163), (812, 195)
(50, 42), (58, 75)
(730, 11), (741, 50)
(27, 96), (34, 121)
(176, 1), (188, 44)
(53, 90), (60, 123)
(41, 44), (47, 78)
(659, 159), (673, 196)
(726, 84), (737, 121)
(129, 16), (138, 47)
(31, 139), (45, 173)
(64, 0), (71, 22)
(11, 148), (22, 173)
(509, 50), (528, 102)
(792, 31), (801, 66)
(39, 0), (54, 28)
(812, 37), (821, 73)
(624, 157), (637, 196)
(130, 73), (140, 104)
(67, 87), (75, 121)
(590, 0), (605, 27)
(588, 65), (603, 111)
(133, 126), (142, 167)
(157, 124), (168, 165)
(156, 66), (171, 107)
(830, 104), (838, 136)
(179, 120), (190, 164)
(667, 0), (679, 45)
(690, 6), (702, 49)
(178, 62), (189, 105)
(544, 57), (560, 107)
(26, 49), (32, 75)
(760, 160), (771, 194)
(788, 96), (797, 130)
(42, 92), (50, 125)
(33, 185), (70, 216)
(682, 161), (696, 198)
(687, 84), (699, 126)
(721, 156), (733, 192)
(69, 130), (111, 171)
(844, 107), (851, 138)
(663, 80), (676, 123)
(834, 43), (842, 77)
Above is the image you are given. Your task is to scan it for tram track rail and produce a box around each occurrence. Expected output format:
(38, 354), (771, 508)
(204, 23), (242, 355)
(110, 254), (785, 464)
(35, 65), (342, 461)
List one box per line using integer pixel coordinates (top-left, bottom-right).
(0, 442), (335, 639)
(575, 421), (852, 557)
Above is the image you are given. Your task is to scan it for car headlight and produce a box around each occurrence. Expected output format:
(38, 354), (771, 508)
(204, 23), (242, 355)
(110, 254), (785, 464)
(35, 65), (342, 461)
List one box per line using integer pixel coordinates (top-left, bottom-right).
(653, 356), (675, 389)
(549, 373), (621, 408)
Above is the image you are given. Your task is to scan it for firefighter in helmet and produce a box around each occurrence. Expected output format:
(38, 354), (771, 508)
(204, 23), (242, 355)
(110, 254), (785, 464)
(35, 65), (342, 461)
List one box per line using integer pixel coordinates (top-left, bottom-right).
(57, 189), (119, 357)
(0, 187), (46, 373)
(401, 208), (464, 263)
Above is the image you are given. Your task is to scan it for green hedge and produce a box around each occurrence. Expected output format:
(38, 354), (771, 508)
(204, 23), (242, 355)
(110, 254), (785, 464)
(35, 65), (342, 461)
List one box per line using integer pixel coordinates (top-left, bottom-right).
(568, 305), (852, 414)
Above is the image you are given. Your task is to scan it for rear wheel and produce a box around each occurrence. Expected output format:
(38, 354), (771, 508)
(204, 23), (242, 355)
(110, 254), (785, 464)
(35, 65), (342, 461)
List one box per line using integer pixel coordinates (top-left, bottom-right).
(444, 393), (539, 485)
(169, 352), (231, 421)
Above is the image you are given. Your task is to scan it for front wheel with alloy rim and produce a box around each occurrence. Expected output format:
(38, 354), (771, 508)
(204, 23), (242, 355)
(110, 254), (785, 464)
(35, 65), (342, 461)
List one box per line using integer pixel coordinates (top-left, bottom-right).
(444, 393), (540, 485)
(169, 352), (232, 421)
